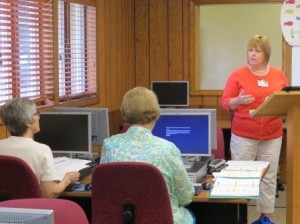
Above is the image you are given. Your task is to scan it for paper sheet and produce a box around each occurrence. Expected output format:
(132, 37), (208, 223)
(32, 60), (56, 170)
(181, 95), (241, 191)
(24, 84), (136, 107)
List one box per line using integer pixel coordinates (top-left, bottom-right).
(54, 157), (91, 180)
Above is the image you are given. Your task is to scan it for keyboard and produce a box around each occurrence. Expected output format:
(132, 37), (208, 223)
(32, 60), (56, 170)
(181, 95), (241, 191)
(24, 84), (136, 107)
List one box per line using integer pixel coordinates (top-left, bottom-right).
(79, 166), (93, 181)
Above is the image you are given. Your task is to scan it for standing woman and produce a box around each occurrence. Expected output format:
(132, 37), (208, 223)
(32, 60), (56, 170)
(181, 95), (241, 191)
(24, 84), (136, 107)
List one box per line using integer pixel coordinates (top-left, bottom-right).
(221, 34), (288, 221)
(0, 98), (80, 198)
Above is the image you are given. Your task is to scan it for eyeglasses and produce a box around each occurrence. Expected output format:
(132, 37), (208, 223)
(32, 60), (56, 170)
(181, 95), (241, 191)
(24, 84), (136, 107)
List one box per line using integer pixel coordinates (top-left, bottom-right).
(33, 110), (40, 117)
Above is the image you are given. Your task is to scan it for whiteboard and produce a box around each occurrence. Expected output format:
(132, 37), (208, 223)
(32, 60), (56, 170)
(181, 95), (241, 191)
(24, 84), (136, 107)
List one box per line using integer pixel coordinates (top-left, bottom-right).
(194, 3), (282, 90)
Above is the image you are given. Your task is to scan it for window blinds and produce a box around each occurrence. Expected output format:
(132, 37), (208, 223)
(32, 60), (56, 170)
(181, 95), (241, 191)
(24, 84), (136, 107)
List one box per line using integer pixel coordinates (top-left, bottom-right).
(0, 0), (54, 104)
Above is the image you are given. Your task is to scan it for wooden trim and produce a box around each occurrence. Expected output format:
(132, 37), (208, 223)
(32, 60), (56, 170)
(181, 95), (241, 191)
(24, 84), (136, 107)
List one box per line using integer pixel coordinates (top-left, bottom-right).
(63, 0), (96, 6)
(282, 38), (292, 85)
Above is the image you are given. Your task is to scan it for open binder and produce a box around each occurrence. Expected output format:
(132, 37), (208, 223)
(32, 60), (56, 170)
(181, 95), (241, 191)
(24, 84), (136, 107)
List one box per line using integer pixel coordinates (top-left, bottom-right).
(209, 161), (270, 199)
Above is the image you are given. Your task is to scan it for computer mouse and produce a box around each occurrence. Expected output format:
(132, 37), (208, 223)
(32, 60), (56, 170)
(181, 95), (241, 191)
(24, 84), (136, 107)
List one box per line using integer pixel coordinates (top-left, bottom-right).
(85, 183), (92, 191)
(202, 182), (212, 191)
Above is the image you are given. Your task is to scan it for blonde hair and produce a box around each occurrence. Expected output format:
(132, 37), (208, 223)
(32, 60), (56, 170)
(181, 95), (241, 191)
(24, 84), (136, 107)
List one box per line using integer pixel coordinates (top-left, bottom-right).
(121, 86), (160, 124)
(248, 34), (271, 63)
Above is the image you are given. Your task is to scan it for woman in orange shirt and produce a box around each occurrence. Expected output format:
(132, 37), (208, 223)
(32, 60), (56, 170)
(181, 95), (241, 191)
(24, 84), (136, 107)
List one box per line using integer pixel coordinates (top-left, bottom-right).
(221, 34), (288, 222)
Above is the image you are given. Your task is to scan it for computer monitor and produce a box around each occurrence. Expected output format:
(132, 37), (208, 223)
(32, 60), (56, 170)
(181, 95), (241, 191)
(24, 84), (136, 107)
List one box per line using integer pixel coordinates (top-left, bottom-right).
(152, 108), (217, 157)
(53, 107), (110, 146)
(182, 108), (217, 150)
(0, 207), (54, 224)
(34, 112), (92, 156)
(151, 81), (189, 107)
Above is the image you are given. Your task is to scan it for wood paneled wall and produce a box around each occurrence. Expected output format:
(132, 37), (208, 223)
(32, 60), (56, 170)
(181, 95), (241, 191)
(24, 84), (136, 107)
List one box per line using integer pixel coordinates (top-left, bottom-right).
(99, 0), (224, 108)
(98, 0), (229, 135)
(97, 0), (136, 110)
(0, 0), (227, 137)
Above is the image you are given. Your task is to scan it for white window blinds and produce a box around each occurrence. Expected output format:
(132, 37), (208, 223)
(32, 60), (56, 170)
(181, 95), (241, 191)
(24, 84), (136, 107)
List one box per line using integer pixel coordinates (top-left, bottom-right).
(0, 0), (97, 106)
(0, 0), (54, 104)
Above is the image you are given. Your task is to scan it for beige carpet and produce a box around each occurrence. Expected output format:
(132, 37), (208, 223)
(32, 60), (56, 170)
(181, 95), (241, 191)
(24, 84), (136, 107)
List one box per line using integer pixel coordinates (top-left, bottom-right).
(247, 187), (286, 224)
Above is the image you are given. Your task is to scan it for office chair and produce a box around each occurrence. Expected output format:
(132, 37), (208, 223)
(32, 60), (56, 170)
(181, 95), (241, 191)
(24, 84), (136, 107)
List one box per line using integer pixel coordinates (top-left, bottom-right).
(92, 162), (173, 224)
(120, 122), (131, 133)
(0, 198), (89, 224)
(211, 126), (225, 159)
(0, 155), (42, 201)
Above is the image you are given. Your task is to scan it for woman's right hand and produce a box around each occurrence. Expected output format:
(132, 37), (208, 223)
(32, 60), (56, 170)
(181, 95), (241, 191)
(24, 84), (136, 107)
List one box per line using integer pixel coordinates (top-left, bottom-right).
(64, 171), (80, 184)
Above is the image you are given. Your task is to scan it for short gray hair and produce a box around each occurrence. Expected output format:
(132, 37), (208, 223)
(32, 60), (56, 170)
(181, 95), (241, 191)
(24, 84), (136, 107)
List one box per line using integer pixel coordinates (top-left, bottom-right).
(0, 98), (36, 136)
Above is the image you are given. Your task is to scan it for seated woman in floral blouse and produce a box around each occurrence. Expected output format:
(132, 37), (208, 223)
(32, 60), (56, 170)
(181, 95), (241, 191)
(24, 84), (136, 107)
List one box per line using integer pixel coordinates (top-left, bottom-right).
(100, 86), (195, 224)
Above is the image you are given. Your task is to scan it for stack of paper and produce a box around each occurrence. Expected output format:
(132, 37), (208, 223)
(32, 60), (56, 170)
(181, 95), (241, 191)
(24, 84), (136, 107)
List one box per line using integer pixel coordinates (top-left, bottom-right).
(54, 157), (91, 180)
(210, 160), (270, 199)
(224, 160), (270, 172)
(212, 160), (270, 179)
(212, 170), (263, 179)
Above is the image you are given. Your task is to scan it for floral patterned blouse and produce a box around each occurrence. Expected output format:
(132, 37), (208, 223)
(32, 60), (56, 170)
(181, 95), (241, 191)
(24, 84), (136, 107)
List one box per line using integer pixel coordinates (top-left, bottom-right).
(101, 126), (194, 224)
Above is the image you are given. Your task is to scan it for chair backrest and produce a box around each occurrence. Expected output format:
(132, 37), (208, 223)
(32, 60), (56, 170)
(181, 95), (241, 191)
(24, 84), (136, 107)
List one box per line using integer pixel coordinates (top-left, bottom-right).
(0, 155), (42, 201)
(211, 126), (225, 159)
(120, 122), (131, 133)
(0, 198), (89, 224)
(92, 162), (173, 224)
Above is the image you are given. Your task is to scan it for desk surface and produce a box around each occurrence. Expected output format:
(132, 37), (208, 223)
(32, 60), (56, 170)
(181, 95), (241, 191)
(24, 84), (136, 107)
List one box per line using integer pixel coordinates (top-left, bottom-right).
(61, 174), (249, 204)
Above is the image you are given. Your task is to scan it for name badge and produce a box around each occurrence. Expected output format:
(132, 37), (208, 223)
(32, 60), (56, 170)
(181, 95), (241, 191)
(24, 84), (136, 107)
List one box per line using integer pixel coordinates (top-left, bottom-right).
(258, 79), (268, 87)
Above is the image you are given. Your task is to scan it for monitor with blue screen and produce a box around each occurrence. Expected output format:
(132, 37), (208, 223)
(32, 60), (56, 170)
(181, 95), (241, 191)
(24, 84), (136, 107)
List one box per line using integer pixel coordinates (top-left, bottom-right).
(152, 109), (216, 157)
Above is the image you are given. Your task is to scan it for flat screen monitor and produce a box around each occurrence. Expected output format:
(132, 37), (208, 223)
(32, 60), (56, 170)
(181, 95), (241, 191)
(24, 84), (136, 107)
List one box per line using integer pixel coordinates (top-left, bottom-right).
(179, 108), (217, 150)
(152, 108), (217, 156)
(0, 207), (54, 224)
(53, 107), (109, 146)
(34, 112), (92, 156)
(151, 81), (189, 107)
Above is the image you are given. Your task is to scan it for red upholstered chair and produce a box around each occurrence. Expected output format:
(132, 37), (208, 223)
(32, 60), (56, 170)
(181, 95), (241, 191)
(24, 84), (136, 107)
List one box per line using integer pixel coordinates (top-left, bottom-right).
(0, 198), (89, 224)
(0, 155), (42, 201)
(211, 126), (225, 159)
(120, 122), (131, 133)
(92, 162), (173, 224)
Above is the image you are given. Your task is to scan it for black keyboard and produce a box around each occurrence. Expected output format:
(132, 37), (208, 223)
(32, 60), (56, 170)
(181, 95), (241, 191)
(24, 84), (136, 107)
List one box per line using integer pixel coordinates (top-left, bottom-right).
(79, 166), (93, 181)
(281, 86), (300, 92)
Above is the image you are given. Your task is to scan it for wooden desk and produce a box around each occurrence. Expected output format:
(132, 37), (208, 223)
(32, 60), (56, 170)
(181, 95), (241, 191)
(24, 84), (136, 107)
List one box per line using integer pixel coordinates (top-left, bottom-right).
(190, 176), (248, 224)
(61, 174), (249, 224)
(61, 174), (248, 204)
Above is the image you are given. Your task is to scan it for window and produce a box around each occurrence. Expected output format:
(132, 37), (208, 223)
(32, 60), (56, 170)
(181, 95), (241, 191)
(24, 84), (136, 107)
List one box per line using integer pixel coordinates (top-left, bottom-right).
(0, 0), (54, 104)
(58, 0), (97, 103)
(0, 0), (97, 106)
